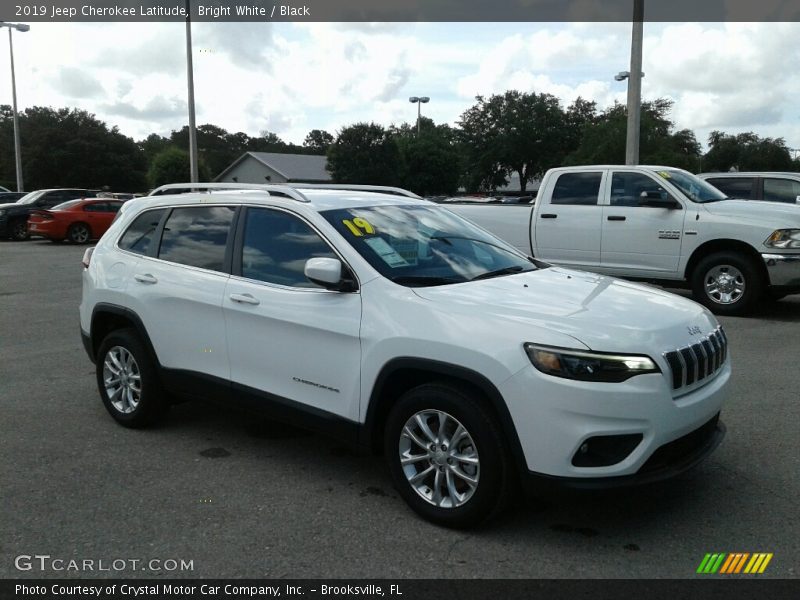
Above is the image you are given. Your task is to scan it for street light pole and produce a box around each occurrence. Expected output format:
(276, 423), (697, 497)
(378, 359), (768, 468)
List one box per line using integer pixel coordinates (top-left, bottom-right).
(408, 96), (430, 136)
(625, 0), (644, 165)
(184, 1), (199, 183)
(1, 21), (30, 192)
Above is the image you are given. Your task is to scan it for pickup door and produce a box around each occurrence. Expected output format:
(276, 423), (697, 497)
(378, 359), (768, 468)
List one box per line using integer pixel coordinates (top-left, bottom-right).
(534, 170), (605, 268)
(600, 170), (687, 274)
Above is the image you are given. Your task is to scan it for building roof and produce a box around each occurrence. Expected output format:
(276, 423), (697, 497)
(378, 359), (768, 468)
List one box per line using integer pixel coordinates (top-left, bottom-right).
(215, 151), (330, 182)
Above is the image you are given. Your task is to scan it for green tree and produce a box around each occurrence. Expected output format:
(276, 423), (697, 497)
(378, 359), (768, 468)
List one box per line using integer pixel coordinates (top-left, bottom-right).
(303, 129), (334, 154)
(566, 99), (701, 171)
(390, 118), (461, 196)
(703, 131), (794, 172)
(147, 146), (211, 188)
(458, 91), (570, 193)
(327, 122), (400, 185)
(0, 105), (148, 191)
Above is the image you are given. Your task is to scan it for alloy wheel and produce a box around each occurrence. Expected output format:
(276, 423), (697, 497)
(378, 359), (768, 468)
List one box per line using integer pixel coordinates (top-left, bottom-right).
(102, 346), (142, 414)
(704, 264), (745, 305)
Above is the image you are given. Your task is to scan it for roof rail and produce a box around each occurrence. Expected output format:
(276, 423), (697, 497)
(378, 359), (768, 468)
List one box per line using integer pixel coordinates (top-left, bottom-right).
(288, 183), (422, 199)
(147, 182), (309, 203)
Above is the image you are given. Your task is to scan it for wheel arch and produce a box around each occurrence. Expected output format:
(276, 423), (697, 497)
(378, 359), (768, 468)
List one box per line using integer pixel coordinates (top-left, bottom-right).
(90, 304), (160, 366)
(360, 358), (527, 473)
(684, 239), (767, 282)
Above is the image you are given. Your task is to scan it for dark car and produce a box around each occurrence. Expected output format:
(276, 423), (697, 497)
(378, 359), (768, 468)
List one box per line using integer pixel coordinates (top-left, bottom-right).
(699, 172), (800, 204)
(0, 188), (100, 240)
(0, 192), (26, 203)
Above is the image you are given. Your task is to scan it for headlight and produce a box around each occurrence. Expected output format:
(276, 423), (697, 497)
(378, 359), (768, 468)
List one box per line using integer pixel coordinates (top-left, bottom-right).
(765, 229), (800, 249)
(524, 344), (660, 383)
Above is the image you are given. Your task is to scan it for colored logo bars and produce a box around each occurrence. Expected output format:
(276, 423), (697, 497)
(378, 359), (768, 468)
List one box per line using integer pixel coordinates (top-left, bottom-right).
(697, 553), (773, 574)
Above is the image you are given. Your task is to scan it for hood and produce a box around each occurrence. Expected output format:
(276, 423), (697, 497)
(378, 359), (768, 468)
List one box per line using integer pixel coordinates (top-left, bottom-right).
(702, 199), (800, 226)
(0, 202), (20, 211)
(411, 267), (718, 354)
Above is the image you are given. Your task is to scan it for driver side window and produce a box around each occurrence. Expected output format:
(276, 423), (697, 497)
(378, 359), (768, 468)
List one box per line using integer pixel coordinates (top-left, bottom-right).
(610, 172), (674, 207)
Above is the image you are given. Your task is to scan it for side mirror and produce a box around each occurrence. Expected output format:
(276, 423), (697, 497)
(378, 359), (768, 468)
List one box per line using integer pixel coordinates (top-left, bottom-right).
(795, 195), (800, 204)
(639, 191), (681, 209)
(304, 257), (356, 292)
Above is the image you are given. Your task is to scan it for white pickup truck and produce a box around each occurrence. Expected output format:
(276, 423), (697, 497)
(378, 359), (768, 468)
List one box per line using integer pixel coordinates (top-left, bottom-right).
(449, 165), (800, 315)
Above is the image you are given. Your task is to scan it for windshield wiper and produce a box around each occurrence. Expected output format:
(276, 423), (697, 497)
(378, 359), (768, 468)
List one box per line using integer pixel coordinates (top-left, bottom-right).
(470, 266), (528, 281)
(389, 275), (464, 287)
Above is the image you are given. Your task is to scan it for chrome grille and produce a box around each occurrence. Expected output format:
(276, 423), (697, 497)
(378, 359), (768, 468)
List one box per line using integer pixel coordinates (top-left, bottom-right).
(664, 328), (727, 391)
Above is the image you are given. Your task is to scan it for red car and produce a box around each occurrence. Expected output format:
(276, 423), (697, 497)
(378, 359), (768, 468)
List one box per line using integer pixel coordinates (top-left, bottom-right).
(28, 199), (124, 243)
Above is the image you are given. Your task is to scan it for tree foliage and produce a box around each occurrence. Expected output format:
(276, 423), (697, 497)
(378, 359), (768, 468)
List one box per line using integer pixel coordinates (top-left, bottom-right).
(303, 129), (334, 153)
(327, 122), (400, 185)
(0, 105), (147, 191)
(147, 146), (211, 188)
(392, 118), (461, 196)
(703, 131), (795, 172)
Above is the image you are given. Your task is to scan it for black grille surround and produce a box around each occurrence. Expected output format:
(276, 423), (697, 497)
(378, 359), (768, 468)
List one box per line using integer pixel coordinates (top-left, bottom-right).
(663, 327), (728, 392)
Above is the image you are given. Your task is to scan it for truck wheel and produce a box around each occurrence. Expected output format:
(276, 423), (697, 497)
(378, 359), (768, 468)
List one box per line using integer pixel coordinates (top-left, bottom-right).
(96, 328), (167, 428)
(691, 251), (763, 316)
(384, 382), (512, 528)
(68, 222), (91, 244)
(10, 219), (29, 241)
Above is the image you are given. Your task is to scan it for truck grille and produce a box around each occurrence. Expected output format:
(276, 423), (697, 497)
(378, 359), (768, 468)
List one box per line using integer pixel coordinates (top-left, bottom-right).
(663, 328), (728, 391)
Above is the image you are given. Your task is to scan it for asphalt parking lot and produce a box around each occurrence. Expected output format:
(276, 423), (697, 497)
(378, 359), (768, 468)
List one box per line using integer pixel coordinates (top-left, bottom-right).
(1, 239), (798, 579)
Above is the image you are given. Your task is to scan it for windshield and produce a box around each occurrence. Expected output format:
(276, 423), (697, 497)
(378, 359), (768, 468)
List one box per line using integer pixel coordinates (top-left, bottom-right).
(16, 190), (46, 205)
(321, 204), (536, 287)
(656, 169), (727, 203)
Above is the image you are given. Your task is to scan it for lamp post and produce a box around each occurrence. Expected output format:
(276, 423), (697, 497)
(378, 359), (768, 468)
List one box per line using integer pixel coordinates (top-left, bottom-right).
(184, 1), (199, 183)
(624, 0), (644, 165)
(1, 21), (30, 192)
(408, 96), (430, 136)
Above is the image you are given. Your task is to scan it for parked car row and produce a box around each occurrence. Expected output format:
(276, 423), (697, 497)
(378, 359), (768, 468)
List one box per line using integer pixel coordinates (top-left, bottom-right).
(699, 172), (800, 204)
(0, 188), (131, 242)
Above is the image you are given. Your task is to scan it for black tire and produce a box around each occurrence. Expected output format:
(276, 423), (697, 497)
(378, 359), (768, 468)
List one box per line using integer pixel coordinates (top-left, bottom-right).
(690, 251), (764, 316)
(384, 382), (513, 529)
(9, 219), (29, 241)
(67, 222), (91, 244)
(96, 328), (167, 428)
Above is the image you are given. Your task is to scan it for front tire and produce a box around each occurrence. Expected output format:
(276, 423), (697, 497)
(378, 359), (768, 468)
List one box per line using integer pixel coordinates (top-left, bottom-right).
(691, 251), (763, 316)
(96, 328), (167, 428)
(384, 382), (513, 528)
(10, 219), (29, 241)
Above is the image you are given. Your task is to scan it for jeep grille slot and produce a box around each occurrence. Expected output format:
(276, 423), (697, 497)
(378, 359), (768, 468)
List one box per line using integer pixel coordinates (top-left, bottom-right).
(663, 328), (727, 392)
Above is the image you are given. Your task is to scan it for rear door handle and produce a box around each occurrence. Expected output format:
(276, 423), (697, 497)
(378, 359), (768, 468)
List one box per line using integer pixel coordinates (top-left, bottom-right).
(134, 273), (157, 284)
(541, 214), (557, 219)
(229, 293), (260, 306)
(607, 216), (627, 221)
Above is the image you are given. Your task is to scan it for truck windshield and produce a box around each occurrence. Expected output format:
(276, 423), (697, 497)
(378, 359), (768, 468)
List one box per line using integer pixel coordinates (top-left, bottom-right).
(321, 204), (536, 287)
(656, 170), (727, 203)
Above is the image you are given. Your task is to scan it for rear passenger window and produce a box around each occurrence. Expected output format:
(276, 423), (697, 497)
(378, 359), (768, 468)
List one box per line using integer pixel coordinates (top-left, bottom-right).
(158, 206), (235, 272)
(763, 178), (800, 203)
(239, 208), (336, 288)
(119, 209), (167, 256)
(551, 172), (602, 205)
(706, 177), (755, 199)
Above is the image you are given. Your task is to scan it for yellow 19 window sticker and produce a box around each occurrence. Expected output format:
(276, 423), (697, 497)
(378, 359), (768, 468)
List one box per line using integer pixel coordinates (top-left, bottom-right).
(343, 217), (375, 237)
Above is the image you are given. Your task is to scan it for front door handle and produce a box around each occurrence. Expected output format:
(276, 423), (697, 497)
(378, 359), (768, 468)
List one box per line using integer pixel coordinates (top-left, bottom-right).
(229, 293), (260, 306)
(607, 216), (627, 221)
(134, 273), (157, 284)
(541, 214), (558, 219)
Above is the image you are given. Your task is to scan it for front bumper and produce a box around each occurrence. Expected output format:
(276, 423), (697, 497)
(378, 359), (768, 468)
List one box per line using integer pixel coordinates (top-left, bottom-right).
(499, 358), (730, 480)
(762, 253), (800, 287)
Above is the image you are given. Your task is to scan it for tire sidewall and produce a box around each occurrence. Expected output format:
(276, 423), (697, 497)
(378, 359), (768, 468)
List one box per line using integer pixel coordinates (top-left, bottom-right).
(96, 328), (164, 427)
(11, 220), (29, 241)
(384, 383), (509, 528)
(69, 223), (90, 244)
(692, 252), (762, 315)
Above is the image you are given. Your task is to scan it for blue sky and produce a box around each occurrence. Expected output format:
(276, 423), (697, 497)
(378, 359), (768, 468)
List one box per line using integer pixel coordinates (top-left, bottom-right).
(1, 21), (798, 154)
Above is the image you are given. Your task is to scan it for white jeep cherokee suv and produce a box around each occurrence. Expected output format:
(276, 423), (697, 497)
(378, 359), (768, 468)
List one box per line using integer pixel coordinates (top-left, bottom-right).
(80, 183), (729, 528)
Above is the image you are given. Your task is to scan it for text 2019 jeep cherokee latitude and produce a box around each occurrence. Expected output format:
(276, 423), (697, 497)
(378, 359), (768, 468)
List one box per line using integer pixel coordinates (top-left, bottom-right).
(79, 183), (728, 527)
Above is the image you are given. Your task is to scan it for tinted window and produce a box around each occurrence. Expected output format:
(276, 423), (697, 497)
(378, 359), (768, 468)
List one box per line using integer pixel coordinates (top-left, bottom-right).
(51, 199), (83, 211)
(107, 202), (123, 213)
(706, 177), (755, 199)
(83, 202), (108, 212)
(158, 206), (235, 271)
(119, 209), (167, 256)
(610, 172), (673, 206)
(240, 208), (336, 288)
(763, 178), (800, 203)
(551, 172), (602, 205)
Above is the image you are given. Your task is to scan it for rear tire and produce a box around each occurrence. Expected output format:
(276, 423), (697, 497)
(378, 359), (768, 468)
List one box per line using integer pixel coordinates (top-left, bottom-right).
(68, 222), (91, 244)
(10, 219), (29, 241)
(691, 251), (763, 316)
(96, 328), (167, 428)
(384, 382), (513, 528)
